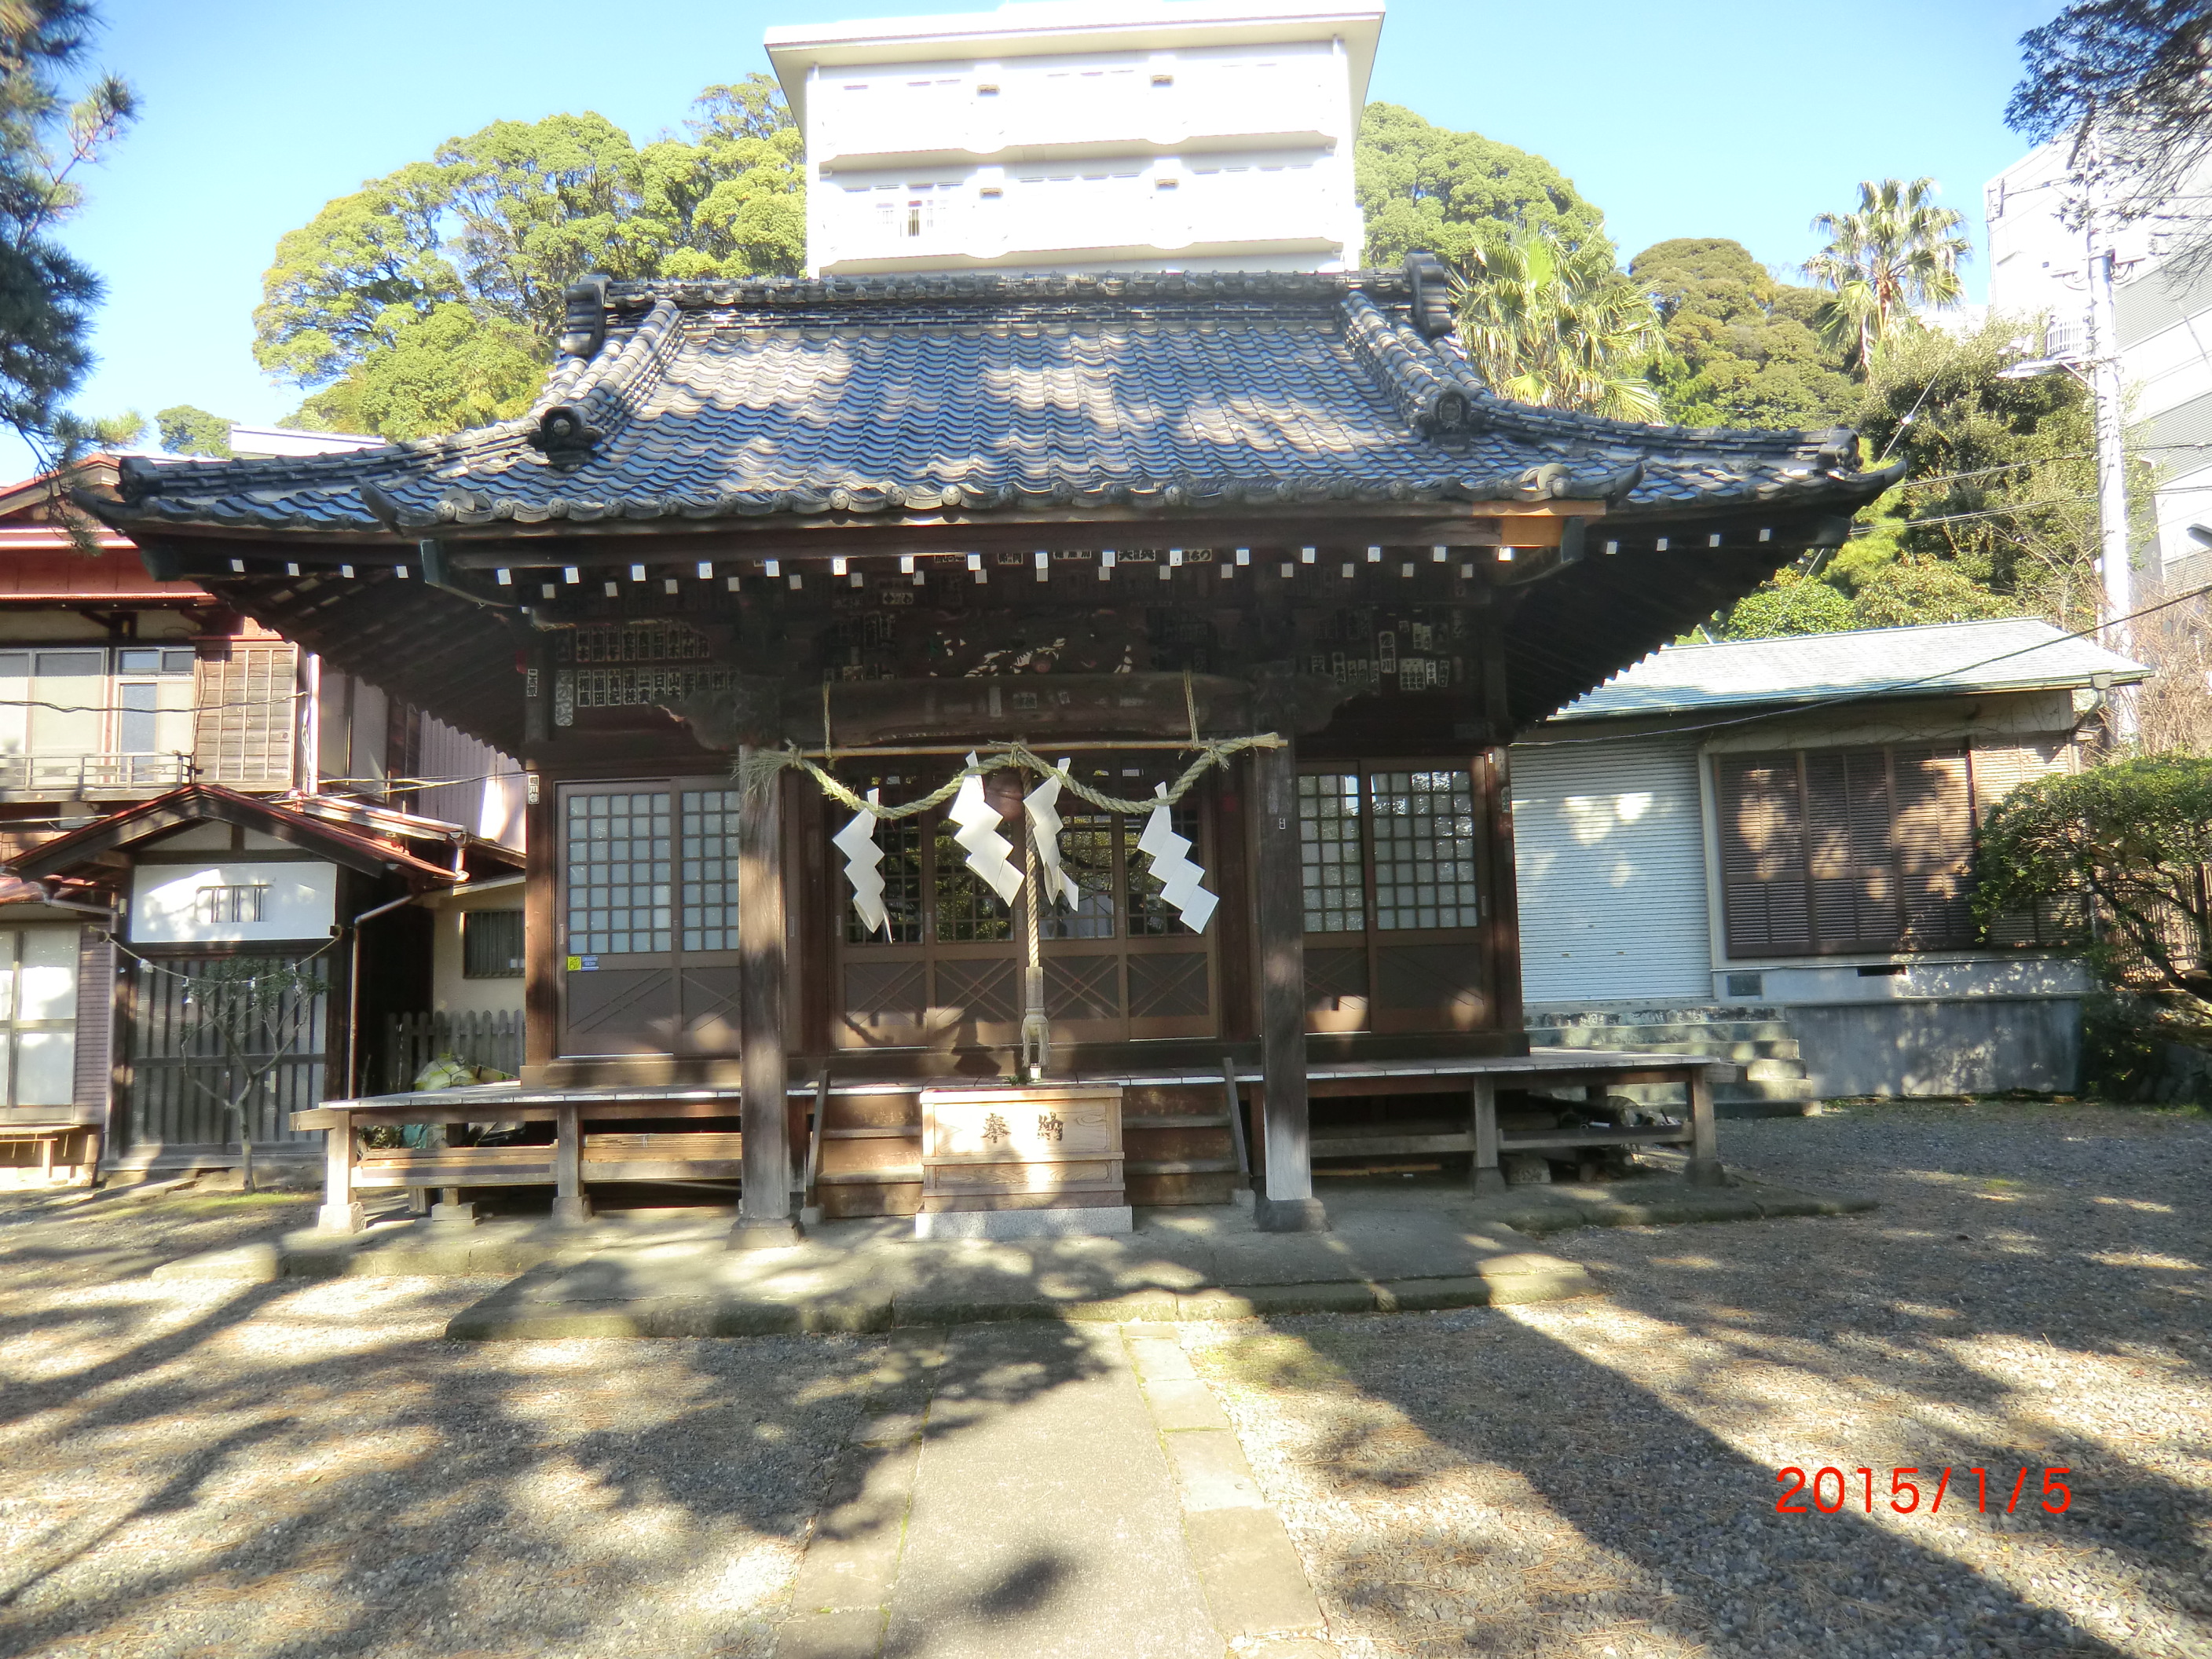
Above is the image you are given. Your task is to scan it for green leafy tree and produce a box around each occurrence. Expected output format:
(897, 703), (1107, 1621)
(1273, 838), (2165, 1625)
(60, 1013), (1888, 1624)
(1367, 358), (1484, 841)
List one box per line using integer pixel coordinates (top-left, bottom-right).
(256, 75), (804, 441)
(1452, 222), (1662, 420)
(1630, 238), (1855, 429)
(286, 303), (541, 438)
(2009, 2), (2212, 280)
(1719, 314), (2121, 639)
(0, 1), (135, 460)
(82, 407), (140, 447)
(177, 956), (330, 1192)
(1804, 178), (1972, 367)
(155, 403), (232, 457)
(1975, 754), (2212, 1011)
(1356, 103), (1612, 270)
(1716, 571), (1859, 639)
(1851, 315), (2119, 628)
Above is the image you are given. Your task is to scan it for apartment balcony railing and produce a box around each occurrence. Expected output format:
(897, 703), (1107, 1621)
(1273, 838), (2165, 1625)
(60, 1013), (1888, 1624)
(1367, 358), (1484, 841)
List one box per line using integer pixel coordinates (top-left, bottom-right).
(0, 753), (196, 797)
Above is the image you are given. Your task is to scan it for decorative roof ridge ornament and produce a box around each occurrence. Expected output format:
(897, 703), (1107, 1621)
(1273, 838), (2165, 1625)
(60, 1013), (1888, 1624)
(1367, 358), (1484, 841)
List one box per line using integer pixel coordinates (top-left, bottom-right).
(1338, 288), (1489, 438)
(1402, 251), (1456, 339)
(558, 275), (609, 359)
(526, 405), (602, 472)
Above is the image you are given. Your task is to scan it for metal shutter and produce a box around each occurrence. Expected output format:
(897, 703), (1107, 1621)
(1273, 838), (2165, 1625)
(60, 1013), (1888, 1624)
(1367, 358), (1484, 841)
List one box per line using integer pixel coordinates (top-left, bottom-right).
(1512, 738), (1712, 1001)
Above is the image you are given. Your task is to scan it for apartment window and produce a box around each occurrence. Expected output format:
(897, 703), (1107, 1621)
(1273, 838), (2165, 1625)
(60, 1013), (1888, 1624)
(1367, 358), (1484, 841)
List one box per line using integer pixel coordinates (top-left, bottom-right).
(1717, 746), (1990, 957)
(462, 909), (524, 979)
(194, 884), (266, 926)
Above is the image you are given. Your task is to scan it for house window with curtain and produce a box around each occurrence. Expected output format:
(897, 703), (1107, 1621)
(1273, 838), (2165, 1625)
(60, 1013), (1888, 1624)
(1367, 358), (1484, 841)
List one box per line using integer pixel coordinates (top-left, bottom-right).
(1715, 743), (2082, 958)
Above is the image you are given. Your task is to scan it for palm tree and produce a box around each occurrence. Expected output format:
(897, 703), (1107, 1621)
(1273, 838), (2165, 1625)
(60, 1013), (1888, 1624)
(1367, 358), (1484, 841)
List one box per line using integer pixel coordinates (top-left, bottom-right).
(1451, 224), (1665, 422)
(1804, 178), (1971, 367)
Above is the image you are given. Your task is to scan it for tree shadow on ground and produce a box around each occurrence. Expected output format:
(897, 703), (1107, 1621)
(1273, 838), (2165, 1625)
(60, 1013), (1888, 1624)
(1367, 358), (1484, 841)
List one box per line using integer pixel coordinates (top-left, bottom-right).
(1197, 1101), (2210, 1657)
(0, 1198), (1114, 1659)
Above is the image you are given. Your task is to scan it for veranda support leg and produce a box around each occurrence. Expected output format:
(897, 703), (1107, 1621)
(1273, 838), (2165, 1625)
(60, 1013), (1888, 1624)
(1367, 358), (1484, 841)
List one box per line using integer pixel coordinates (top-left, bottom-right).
(318, 1110), (365, 1234)
(1470, 1078), (1505, 1196)
(1687, 1071), (1725, 1187)
(552, 1102), (591, 1225)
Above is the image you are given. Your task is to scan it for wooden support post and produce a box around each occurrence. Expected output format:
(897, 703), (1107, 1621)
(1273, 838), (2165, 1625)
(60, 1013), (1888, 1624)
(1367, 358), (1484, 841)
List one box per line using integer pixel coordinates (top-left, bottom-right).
(1470, 1077), (1505, 1196)
(733, 748), (800, 1248)
(551, 1101), (590, 1225)
(1251, 738), (1325, 1231)
(318, 1109), (365, 1234)
(1687, 1070), (1725, 1187)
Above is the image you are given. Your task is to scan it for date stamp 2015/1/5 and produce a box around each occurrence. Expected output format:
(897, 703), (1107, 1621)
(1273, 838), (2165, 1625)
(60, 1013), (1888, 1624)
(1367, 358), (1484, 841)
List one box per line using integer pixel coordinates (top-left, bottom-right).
(1776, 1467), (2073, 1515)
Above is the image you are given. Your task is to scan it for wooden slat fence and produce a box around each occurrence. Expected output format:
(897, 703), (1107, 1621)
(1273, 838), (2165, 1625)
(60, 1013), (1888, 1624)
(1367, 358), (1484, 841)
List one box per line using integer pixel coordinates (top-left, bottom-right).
(118, 953), (327, 1153)
(381, 1010), (525, 1093)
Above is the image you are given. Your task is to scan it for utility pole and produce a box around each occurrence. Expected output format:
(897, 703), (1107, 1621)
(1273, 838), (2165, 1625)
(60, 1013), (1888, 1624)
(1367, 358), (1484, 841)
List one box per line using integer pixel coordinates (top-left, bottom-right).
(2085, 214), (2136, 668)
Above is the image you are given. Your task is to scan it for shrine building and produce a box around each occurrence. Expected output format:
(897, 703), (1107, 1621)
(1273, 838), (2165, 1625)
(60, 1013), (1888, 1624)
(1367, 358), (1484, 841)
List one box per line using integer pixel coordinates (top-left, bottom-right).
(68, 2), (1900, 1240)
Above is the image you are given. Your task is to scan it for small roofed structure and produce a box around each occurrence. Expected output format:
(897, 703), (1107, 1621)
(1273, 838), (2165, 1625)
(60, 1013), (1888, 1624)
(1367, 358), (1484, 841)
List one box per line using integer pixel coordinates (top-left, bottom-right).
(1511, 619), (2148, 1102)
(11, 785), (521, 1177)
(77, 260), (1902, 1237)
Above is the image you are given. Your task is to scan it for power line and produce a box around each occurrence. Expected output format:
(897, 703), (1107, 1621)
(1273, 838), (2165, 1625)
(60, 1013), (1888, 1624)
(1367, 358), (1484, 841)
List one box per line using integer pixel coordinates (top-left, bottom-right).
(1903, 496), (2094, 528)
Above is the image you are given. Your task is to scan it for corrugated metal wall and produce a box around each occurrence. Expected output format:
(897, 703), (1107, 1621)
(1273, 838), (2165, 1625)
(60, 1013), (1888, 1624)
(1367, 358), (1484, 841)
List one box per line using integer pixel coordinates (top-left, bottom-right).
(1511, 736), (1712, 1002)
(416, 712), (526, 850)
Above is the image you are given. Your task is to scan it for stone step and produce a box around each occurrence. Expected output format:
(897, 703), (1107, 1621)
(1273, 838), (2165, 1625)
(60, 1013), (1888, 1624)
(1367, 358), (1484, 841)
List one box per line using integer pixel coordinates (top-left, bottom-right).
(1533, 1021), (1799, 1047)
(1535, 1035), (1802, 1063)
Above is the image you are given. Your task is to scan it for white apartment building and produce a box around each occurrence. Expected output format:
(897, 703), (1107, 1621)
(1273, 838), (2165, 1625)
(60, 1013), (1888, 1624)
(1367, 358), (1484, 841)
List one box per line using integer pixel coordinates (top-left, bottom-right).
(765, 0), (1381, 276)
(1987, 145), (2212, 583)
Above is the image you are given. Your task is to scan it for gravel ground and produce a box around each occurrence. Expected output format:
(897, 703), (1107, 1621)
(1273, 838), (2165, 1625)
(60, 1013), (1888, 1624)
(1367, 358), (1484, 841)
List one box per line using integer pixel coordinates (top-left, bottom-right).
(1185, 1099), (2212, 1659)
(2, 1104), (2206, 1659)
(0, 1185), (882, 1659)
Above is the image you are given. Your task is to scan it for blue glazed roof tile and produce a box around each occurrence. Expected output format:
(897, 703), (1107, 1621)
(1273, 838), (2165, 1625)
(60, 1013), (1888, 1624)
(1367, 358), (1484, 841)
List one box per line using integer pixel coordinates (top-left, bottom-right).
(96, 269), (1898, 537)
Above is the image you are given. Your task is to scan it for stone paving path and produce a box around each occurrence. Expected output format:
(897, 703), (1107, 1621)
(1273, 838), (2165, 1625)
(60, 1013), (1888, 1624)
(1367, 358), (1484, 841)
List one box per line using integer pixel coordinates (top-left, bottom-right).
(778, 1322), (1326, 1658)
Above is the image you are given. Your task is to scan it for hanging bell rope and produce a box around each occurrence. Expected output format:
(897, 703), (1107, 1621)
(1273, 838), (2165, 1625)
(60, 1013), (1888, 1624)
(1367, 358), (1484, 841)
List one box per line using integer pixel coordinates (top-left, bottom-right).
(737, 733), (1285, 819)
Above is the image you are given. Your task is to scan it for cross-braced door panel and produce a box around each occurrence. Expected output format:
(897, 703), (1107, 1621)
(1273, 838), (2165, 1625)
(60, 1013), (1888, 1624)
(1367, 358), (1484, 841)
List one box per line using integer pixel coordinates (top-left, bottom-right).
(830, 760), (1218, 1050)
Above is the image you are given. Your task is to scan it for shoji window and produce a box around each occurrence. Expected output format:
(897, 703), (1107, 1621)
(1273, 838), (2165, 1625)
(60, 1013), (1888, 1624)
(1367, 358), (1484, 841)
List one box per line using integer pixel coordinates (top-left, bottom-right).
(555, 781), (741, 1058)
(1296, 764), (1486, 1034)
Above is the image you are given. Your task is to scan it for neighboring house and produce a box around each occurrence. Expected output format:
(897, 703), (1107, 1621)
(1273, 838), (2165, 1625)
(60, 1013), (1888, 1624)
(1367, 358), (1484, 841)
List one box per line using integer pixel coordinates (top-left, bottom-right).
(1987, 145), (2212, 585)
(1513, 619), (2147, 1101)
(767, 0), (1378, 276)
(0, 454), (530, 1183)
(9, 786), (520, 1177)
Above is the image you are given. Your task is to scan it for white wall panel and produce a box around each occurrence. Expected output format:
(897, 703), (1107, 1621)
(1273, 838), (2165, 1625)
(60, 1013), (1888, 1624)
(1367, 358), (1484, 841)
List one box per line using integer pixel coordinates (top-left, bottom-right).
(129, 862), (337, 945)
(1512, 738), (1712, 1003)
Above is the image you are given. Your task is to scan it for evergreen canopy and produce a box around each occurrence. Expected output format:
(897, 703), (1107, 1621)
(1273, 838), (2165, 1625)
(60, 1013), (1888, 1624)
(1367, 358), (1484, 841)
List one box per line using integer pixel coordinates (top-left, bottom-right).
(257, 75), (806, 441)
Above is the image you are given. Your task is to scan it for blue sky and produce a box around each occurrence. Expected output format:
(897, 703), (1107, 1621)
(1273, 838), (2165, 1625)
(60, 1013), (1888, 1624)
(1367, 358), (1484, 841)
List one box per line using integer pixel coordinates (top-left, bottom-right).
(7, 0), (2056, 480)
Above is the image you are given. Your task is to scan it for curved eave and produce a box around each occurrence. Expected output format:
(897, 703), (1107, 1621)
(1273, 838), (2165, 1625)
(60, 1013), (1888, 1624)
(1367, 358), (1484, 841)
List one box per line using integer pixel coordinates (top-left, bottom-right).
(80, 462), (1900, 544)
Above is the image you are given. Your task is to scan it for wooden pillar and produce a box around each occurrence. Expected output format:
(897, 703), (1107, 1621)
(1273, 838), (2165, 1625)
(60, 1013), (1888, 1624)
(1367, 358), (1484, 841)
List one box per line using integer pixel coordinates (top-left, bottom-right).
(551, 1101), (590, 1225)
(1686, 1070), (1725, 1187)
(733, 748), (800, 1247)
(317, 1109), (364, 1234)
(1469, 1077), (1504, 1196)
(1252, 738), (1325, 1231)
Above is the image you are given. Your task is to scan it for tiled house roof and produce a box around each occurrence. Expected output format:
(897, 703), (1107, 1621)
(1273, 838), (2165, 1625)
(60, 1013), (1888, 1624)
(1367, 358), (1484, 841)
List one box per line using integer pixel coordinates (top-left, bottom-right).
(97, 268), (1898, 536)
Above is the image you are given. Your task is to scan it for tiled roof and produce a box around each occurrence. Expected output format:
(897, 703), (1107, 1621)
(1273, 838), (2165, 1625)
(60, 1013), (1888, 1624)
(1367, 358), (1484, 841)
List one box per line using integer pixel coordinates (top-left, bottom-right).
(94, 267), (1898, 537)
(1550, 617), (2149, 721)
